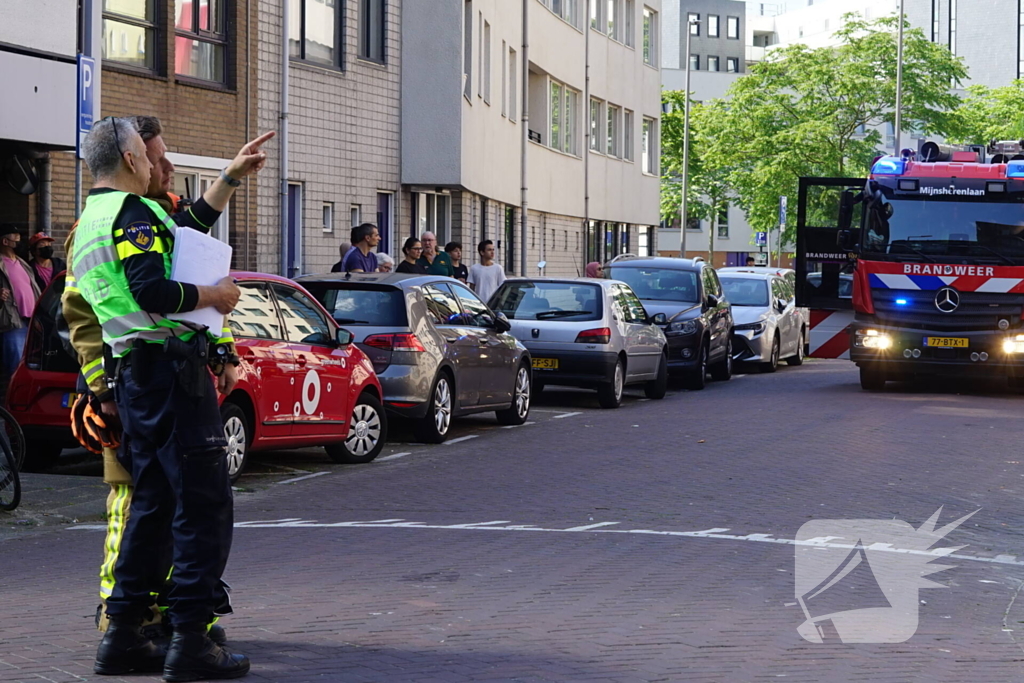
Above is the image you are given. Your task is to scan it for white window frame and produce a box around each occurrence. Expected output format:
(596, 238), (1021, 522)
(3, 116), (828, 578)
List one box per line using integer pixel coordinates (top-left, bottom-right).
(351, 204), (361, 227)
(565, 87), (580, 156)
(607, 104), (621, 158)
(509, 47), (518, 121)
(624, 0), (634, 47)
(168, 153), (233, 244)
(641, 117), (657, 175)
(501, 40), (507, 116)
(550, 80), (563, 151)
(483, 20), (491, 104)
(322, 202), (334, 233)
(643, 7), (657, 66)
(608, 0), (622, 40)
(477, 11), (484, 98)
(590, 0), (606, 33)
(624, 109), (634, 161)
(590, 98), (604, 153)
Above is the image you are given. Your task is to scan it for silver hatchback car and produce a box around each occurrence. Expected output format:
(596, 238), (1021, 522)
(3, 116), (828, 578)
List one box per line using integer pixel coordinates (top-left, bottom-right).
(718, 271), (807, 372)
(298, 273), (532, 443)
(489, 278), (669, 408)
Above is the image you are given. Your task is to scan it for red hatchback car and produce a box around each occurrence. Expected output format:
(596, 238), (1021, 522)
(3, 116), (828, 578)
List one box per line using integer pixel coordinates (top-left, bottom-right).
(7, 272), (387, 480)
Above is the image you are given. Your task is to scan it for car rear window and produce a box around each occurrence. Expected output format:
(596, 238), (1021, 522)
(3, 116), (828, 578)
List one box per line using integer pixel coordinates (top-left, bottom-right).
(304, 284), (408, 327)
(491, 282), (602, 321)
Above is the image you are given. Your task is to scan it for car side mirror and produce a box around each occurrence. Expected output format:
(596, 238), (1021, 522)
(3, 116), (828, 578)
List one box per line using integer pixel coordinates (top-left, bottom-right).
(336, 328), (353, 346)
(706, 294), (720, 309)
(493, 311), (512, 334)
(650, 312), (668, 325)
(776, 299), (786, 314)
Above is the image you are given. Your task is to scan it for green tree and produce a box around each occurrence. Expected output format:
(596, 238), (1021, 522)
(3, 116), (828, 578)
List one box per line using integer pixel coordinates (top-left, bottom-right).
(949, 80), (1024, 145)
(660, 94), (731, 261)
(700, 14), (966, 247)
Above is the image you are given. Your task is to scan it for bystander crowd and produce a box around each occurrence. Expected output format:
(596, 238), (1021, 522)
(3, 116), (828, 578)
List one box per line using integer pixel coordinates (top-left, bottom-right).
(417, 232), (454, 276)
(341, 224), (380, 273)
(28, 232), (65, 291)
(397, 238), (428, 274)
(330, 240), (353, 273)
(445, 242), (468, 283)
(468, 240), (505, 303)
(0, 225), (40, 379)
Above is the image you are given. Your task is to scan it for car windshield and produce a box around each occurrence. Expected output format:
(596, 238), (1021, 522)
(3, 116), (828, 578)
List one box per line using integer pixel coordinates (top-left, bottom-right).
(303, 284), (409, 327)
(863, 190), (1024, 262)
(606, 267), (699, 303)
(490, 282), (602, 321)
(719, 277), (768, 306)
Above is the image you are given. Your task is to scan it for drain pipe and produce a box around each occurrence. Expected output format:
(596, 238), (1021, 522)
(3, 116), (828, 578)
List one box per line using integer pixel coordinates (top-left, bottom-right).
(279, 0), (291, 276)
(519, 0), (529, 278)
(582, 8), (590, 272)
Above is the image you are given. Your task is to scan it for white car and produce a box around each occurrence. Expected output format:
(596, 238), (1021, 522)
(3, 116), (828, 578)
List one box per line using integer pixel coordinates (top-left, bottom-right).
(718, 271), (807, 372)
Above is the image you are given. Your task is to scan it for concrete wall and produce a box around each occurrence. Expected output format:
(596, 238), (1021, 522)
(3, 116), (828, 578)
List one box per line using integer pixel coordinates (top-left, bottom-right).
(0, 0), (77, 56)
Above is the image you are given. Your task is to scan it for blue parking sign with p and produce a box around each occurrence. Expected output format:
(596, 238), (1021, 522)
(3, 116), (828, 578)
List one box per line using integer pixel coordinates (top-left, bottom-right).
(755, 231), (767, 247)
(77, 55), (95, 159)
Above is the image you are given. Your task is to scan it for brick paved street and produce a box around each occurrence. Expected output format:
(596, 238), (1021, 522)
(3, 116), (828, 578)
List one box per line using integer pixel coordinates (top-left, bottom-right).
(4, 360), (1024, 682)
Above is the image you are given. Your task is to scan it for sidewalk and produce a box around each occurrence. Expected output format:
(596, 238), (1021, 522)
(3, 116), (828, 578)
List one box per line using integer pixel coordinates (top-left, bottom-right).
(0, 473), (108, 540)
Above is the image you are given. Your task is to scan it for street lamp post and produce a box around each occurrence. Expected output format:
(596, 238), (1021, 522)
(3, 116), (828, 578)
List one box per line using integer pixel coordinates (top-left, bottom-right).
(679, 19), (697, 259)
(894, 0), (905, 154)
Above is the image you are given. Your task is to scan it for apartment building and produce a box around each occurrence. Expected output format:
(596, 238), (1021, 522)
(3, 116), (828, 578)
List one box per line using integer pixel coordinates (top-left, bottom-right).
(255, 0), (400, 276)
(659, 0), (754, 266)
(402, 0), (662, 278)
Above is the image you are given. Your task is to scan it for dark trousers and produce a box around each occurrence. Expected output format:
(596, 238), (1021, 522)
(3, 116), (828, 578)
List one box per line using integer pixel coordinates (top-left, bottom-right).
(106, 358), (232, 627)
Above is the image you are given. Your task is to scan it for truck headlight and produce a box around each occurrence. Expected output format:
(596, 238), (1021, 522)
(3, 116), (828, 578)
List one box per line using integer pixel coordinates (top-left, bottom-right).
(1003, 335), (1024, 354)
(856, 329), (892, 350)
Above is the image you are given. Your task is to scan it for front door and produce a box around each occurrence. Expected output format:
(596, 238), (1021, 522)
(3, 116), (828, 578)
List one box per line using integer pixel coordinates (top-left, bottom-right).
(613, 284), (658, 378)
(228, 282), (295, 439)
(271, 283), (354, 439)
(422, 282), (482, 407)
(449, 281), (515, 405)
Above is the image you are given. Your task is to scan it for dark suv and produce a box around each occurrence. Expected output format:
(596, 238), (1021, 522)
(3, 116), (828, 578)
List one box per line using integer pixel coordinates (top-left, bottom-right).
(605, 257), (733, 390)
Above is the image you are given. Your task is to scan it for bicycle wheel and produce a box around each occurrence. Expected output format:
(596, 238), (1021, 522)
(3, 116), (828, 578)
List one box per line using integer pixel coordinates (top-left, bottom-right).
(0, 421), (21, 511)
(0, 406), (26, 471)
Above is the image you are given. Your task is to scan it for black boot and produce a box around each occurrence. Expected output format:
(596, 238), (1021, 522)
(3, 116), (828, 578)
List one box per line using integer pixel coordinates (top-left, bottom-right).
(163, 623), (249, 682)
(94, 615), (167, 675)
(208, 623), (228, 646)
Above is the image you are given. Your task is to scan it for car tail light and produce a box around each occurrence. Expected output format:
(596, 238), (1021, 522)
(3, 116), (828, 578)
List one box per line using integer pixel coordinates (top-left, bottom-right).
(363, 333), (426, 352)
(575, 327), (611, 344)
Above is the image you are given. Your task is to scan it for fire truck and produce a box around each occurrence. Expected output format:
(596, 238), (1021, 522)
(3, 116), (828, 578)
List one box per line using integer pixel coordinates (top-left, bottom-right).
(795, 141), (1024, 390)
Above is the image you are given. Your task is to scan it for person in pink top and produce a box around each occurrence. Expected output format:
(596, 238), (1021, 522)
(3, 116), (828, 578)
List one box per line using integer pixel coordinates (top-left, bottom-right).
(0, 225), (41, 378)
(28, 232), (66, 292)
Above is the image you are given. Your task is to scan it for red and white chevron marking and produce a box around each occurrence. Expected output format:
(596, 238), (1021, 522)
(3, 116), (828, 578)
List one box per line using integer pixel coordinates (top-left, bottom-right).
(808, 310), (855, 359)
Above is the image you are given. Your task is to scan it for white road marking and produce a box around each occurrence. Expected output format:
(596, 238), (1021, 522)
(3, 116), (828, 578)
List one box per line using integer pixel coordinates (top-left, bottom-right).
(66, 518), (1014, 569)
(376, 451), (412, 462)
(262, 464), (313, 474)
(553, 412), (583, 419)
(444, 435), (480, 445)
(275, 471), (330, 485)
(502, 421), (536, 429)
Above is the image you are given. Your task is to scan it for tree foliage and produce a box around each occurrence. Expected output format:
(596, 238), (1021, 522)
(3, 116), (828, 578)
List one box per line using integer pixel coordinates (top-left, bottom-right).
(662, 14), (967, 247)
(948, 80), (1024, 145)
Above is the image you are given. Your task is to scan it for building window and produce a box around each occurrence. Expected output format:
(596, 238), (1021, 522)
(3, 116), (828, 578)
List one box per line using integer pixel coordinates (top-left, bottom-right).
(565, 88), (580, 155)
(415, 193), (452, 245)
(726, 56), (738, 73)
(350, 204), (361, 227)
(717, 205), (729, 239)
(608, 0), (621, 39)
(103, 0), (158, 71)
(689, 54), (699, 71)
(727, 15), (739, 39)
(543, 0), (581, 28)
(175, 0), (228, 83)
(359, 0), (386, 63)
(709, 14), (720, 38)
(323, 203), (334, 233)
(483, 21), (491, 103)
(624, 109), (634, 161)
(624, 0), (635, 46)
(1020, 2), (1024, 77)
(550, 81), (563, 150)
(290, 0), (343, 68)
(478, 12), (484, 97)
(708, 55), (719, 72)
(643, 7), (657, 66)
(607, 104), (621, 158)
(464, 1), (473, 99)
(501, 40), (507, 116)
(932, 0), (939, 42)
(590, 98), (604, 152)
(509, 47), (518, 121)
(949, 0), (957, 54)
(642, 117), (657, 175)
(688, 13), (700, 36)
(591, 0), (605, 32)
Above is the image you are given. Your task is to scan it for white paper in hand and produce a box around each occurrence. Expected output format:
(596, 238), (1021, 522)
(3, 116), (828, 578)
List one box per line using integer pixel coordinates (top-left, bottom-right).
(167, 227), (233, 332)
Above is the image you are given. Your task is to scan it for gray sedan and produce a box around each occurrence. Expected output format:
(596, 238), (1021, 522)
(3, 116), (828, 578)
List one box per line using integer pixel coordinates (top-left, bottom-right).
(489, 278), (668, 409)
(298, 273), (532, 443)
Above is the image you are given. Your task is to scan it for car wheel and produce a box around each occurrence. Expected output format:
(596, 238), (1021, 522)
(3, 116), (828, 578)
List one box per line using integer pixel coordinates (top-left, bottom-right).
(860, 366), (886, 391)
(597, 357), (625, 409)
(221, 402), (251, 484)
(683, 344), (708, 390)
(326, 392), (388, 464)
(710, 338), (733, 381)
(761, 335), (780, 373)
(787, 329), (806, 366)
(415, 372), (454, 443)
(644, 352), (668, 399)
(497, 364), (532, 425)
(21, 441), (62, 473)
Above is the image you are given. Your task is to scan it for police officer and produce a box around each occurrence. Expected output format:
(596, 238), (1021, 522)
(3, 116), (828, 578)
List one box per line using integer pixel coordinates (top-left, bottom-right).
(77, 117), (272, 681)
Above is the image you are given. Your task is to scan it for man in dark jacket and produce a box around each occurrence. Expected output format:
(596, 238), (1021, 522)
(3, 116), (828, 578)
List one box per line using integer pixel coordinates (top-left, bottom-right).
(28, 232), (66, 292)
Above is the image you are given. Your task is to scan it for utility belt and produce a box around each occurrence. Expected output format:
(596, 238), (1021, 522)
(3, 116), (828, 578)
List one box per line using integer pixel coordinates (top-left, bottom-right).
(107, 335), (234, 401)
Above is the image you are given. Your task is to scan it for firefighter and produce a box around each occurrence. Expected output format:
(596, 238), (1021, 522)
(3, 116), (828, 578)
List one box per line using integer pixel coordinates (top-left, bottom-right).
(62, 115), (233, 645)
(76, 117), (272, 680)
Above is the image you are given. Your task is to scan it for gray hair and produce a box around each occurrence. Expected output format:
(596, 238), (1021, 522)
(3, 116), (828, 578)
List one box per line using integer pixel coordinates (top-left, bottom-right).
(377, 253), (395, 267)
(82, 117), (139, 180)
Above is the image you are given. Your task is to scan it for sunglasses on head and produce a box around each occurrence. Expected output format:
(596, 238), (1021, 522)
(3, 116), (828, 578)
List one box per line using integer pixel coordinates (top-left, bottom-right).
(101, 116), (127, 159)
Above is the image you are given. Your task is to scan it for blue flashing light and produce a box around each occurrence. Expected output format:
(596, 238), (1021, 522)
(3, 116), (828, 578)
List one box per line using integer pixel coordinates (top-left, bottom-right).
(871, 157), (906, 175)
(1007, 161), (1024, 178)
(895, 298), (909, 306)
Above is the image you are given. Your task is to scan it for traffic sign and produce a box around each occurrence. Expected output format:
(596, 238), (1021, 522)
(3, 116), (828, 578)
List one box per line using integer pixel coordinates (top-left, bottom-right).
(779, 196), (788, 227)
(77, 54), (96, 159)
(755, 231), (767, 247)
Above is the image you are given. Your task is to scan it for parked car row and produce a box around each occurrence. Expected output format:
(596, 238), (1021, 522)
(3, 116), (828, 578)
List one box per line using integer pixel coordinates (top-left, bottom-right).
(5, 257), (808, 480)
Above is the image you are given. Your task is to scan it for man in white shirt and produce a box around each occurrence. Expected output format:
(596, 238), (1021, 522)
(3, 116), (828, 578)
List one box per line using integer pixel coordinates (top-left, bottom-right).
(467, 239), (506, 304)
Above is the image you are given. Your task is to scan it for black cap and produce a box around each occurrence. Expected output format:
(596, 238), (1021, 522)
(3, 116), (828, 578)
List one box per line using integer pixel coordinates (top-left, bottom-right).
(0, 224), (20, 237)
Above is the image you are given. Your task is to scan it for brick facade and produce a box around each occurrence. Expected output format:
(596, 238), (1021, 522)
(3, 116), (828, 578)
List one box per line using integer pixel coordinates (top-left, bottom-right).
(257, 0), (403, 276)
